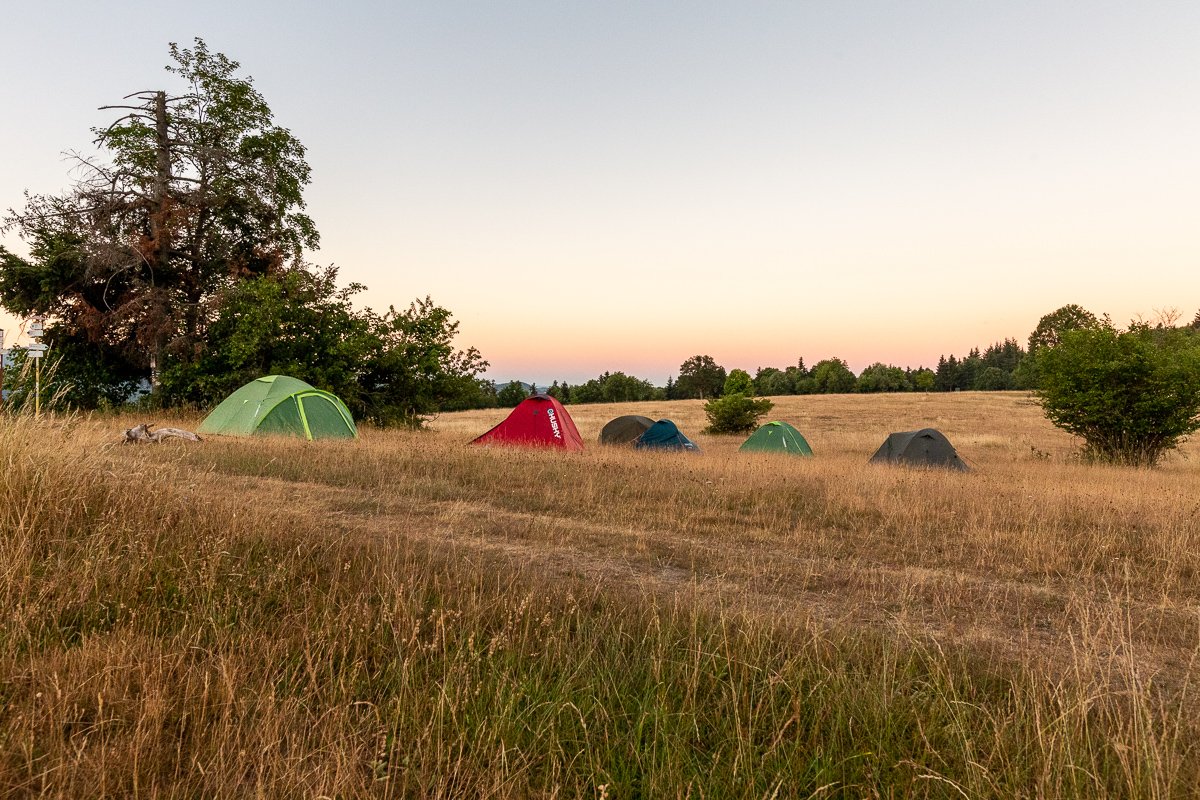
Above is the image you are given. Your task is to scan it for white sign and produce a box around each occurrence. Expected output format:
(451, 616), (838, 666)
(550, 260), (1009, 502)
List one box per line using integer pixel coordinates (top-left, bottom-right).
(28, 324), (43, 337)
(27, 350), (44, 359)
(26, 343), (47, 352)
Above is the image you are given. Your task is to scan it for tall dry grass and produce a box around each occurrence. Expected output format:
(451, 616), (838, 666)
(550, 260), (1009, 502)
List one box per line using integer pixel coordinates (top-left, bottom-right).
(1, 392), (1198, 797)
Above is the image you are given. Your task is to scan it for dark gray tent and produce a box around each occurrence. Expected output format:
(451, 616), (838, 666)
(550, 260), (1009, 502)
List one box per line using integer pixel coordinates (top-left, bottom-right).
(599, 415), (656, 445)
(869, 428), (968, 471)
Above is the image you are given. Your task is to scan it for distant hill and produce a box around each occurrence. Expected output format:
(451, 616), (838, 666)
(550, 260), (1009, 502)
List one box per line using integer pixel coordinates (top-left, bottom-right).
(491, 380), (537, 393)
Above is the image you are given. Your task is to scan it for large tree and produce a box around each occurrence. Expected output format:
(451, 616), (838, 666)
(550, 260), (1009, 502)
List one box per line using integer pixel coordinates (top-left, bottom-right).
(0, 39), (316, 390)
(810, 358), (856, 393)
(674, 355), (727, 399)
(1039, 322), (1200, 466)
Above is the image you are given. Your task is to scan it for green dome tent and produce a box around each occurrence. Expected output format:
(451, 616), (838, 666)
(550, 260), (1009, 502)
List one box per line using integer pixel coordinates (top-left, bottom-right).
(739, 421), (813, 456)
(198, 375), (358, 440)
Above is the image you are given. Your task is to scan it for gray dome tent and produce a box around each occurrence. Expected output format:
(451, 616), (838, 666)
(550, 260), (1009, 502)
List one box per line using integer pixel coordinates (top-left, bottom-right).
(869, 428), (967, 471)
(599, 415), (656, 445)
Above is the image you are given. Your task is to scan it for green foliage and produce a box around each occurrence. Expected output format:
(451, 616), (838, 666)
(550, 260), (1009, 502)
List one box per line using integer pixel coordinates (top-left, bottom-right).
(0, 39), (316, 386)
(723, 368), (753, 395)
(158, 266), (371, 408)
(933, 340), (1026, 392)
(1019, 306), (1103, 390)
(909, 367), (936, 392)
(1029, 304), (1101, 351)
(856, 363), (911, 393)
(357, 297), (491, 425)
(496, 381), (529, 407)
(569, 371), (659, 404)
(0, 41), (490, 422)
(1038, 323), (1200, 465)
(751, 360), (812, 396)
(752, 367), (788, 396)
(675, 355), (726, 399)
(974, 366), (1013, 391)
(156, 272), (488, 425)
(703, 393), (774, 434)
(810, 358), (856, 393)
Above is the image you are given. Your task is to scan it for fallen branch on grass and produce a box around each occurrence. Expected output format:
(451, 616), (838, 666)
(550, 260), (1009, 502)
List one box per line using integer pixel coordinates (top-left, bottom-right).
(122, 423), (203, 444)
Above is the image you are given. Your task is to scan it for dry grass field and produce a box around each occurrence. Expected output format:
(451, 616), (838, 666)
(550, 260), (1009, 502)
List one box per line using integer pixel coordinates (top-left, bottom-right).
(2, 391), (1199, 797)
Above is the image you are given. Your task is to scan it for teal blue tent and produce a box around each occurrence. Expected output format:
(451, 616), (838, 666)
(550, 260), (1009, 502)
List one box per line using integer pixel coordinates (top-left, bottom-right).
(635, 420), (700, 451)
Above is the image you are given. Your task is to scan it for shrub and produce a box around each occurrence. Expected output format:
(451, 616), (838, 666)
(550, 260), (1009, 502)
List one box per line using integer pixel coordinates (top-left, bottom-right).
(704, 393), (773, 434)
(1038, 323), (1200, 465)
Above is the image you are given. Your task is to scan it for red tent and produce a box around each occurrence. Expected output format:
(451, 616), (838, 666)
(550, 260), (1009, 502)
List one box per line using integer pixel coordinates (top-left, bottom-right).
(471, 394), (585, 451)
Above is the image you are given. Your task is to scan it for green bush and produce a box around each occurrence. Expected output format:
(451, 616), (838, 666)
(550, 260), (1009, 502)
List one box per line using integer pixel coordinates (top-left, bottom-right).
(704, 393), (773, 434)
(1038, 323), (1200, 466)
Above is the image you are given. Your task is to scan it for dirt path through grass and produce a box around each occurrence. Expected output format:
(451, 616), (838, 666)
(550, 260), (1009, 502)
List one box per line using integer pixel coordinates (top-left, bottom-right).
(185, 464), (1200, 693)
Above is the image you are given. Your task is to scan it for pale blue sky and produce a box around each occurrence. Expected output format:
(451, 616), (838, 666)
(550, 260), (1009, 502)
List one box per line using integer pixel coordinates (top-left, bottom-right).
(2, 1), (1198, 383)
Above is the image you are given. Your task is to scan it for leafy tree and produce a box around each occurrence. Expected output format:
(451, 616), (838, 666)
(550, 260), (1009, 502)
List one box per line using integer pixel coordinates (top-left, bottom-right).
(753, 367), (788, 396)
(600, 372), (656, 402)
(566, 371), (659, 404)
(1038, 322), (1200, 465)
(787, 360), (815, 394)
(675, 355), (726, 399)
(973, 366), (1013, 391)
(908, 367), (936, 392)
(1029, 304), (1101, 351)
(810, 358), (856, 393)
(158, 265), (372, 409)
(1, 39), (316, 393)
(704, 373), (773, 434)
(496, 381), (529, 407)
(160, 273), (489, 425)
(753, 359), (811, 395)
(724, 369), (753, 395)
(359, 296), (491, 423)
(1018, 304), (1104, 390)
(856, 363), (911, 393)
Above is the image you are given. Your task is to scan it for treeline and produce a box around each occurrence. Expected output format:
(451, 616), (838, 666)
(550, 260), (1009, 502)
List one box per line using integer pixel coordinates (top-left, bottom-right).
(496, 307), (1200, 406)
(492, 342), (1027, 407)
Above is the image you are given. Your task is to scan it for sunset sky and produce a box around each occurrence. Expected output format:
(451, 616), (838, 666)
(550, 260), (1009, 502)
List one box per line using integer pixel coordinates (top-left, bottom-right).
(2, 1), (1197, 384)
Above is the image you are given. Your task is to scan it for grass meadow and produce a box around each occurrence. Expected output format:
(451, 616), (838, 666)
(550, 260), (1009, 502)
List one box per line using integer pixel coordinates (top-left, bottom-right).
(2, 391), (1199, 797)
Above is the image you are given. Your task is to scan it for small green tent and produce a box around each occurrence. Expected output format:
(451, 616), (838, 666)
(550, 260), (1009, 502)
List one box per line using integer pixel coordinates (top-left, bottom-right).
(739, 421), (813, 456)
(198, 375), (358, 440)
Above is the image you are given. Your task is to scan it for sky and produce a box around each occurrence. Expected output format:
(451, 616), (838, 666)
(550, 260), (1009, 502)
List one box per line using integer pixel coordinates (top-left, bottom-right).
(1, 1), (1197, 384)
